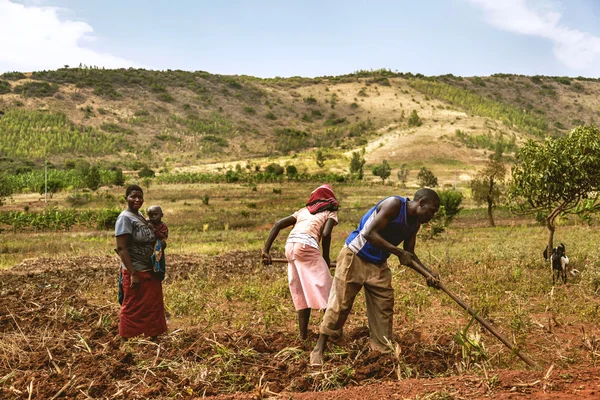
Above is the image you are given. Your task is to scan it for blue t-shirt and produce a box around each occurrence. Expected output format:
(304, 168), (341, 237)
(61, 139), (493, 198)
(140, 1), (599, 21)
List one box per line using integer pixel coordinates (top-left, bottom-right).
(346, 196), (419, 264)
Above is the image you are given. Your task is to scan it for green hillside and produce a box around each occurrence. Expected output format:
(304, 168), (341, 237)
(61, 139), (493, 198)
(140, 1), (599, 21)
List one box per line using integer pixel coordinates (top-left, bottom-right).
(1, 68), (599, 186)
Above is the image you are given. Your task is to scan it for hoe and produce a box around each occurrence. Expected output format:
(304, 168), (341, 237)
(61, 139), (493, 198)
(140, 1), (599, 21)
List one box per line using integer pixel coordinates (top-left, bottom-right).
(270, 257), (538, 369)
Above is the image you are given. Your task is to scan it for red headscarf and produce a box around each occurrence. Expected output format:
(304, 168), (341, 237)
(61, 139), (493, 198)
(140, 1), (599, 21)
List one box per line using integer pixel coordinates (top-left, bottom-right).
(306, 184), (339, 214)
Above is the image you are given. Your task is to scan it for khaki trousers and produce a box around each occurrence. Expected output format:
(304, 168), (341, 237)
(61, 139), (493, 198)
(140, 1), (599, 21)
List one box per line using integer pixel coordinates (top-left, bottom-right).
(320, 246), (394, 352)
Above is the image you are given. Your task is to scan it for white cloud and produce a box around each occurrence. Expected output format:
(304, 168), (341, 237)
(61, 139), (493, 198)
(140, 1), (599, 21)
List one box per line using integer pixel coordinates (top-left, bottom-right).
(0, 0), (140, 72)
(469, 0), (600, 73)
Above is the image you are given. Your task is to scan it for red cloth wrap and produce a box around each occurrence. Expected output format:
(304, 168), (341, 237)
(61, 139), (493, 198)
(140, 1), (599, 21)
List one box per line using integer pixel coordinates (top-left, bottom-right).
(119, 270), (167, 338)
(306, 184), (339, 214)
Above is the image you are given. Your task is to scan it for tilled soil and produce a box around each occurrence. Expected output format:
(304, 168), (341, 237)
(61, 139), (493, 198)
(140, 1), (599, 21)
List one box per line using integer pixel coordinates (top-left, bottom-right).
(0, 252), (598, 399)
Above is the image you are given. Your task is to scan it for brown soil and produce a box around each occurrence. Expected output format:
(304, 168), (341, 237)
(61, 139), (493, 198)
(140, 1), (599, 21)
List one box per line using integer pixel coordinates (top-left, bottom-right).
(1, 252), (598, 399)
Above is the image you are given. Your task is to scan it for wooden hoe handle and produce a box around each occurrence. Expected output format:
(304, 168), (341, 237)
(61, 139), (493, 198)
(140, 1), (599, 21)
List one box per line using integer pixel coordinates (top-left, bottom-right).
(409, 259), (538, 369)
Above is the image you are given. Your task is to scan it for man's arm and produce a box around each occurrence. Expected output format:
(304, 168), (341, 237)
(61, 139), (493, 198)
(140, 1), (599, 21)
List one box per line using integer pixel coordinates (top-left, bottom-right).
(404, 231), (440, 287)
(362, 198), (412, 262)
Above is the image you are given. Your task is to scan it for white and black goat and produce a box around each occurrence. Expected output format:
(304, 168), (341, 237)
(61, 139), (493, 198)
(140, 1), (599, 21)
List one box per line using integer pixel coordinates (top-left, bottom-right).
(543, 243), (572, 284)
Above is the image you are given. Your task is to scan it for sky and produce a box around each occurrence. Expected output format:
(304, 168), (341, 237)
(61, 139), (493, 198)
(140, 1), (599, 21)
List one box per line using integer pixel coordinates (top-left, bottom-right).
(1, 0), (599, 78)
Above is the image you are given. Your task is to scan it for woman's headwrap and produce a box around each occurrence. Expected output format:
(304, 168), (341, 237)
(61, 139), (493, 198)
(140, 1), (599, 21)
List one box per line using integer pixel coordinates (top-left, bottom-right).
(306, 184), (339, 214)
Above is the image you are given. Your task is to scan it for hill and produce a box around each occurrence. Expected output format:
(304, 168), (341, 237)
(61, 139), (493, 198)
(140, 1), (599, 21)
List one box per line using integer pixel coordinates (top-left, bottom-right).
(1, 68), (599, 186)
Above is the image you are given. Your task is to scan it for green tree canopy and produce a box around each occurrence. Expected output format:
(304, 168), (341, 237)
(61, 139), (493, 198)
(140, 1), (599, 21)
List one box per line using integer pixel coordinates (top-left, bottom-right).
(417, 167), (438, 188)
(372, 160), (391, 184)
(470, 157), (506, 227)
(508, 125), (600, 252)
(349, 149), (365, 179)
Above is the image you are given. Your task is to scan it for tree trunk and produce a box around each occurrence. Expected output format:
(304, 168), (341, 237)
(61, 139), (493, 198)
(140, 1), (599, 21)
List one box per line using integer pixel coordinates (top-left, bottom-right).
(487, 177), (495, 227)
(487, 199), (495, 227)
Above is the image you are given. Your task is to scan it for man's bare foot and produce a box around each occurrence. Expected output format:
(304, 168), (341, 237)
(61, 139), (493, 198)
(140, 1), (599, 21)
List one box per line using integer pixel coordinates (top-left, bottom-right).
(120, 337), (127, 347)
(310, 350), (324, 367)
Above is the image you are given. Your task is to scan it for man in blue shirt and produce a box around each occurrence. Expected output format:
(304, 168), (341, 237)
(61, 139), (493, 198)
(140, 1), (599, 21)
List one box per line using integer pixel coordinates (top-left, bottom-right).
(310, 188), (441, 366)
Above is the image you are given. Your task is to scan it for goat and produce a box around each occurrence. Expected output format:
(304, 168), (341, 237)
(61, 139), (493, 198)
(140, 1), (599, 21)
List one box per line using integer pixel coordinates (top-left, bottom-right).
(543, 243), (571, 284)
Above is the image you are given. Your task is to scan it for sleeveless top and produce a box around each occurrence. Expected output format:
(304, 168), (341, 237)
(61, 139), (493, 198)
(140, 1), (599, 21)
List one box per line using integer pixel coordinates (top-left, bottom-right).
(346, 196), (419, 264)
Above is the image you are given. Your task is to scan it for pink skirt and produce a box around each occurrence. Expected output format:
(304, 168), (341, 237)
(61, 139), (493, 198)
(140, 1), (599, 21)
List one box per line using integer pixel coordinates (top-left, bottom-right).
(285, 242), (333, 310)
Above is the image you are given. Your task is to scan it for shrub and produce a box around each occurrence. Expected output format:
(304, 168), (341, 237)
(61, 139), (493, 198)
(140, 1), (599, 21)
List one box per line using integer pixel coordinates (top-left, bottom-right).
(264, 163), (284, 176)
(1, 71), (25, 81)
(243, 106), (256, 114)
(372, 160), (391, 184)
(408, 110), (422, 127)
(349, 150), (365, 179)
(0, 80), (11, 95)
(157, 92), (174, 102)
(85, 166), (101, 190)
(265, 111), (277, 120)
(286, 165), (298, 176)
(417, 167), (438, 187)
(13, 81), (59, 98)
(112, 168), (125, 186)
(303, 96), (318, 105)
(437, 190), (464, 223)
(202, 194), (210, 205)
(138, 167), (155, 178)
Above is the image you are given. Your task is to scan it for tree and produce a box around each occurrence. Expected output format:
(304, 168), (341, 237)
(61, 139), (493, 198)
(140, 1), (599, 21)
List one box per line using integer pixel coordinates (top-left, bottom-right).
(264, 163), (284, 176)
(113, 168), (125, 186)
(372, 160), (392, 184)
(38, 178), (64, 199)
(138, 167), (155, 178)
(417, 167), (438, 187)
(0, 174), (13, 205)
(508, 125), (600, 255)
(85, 166), (101, 191)
(316, 150), (326, 168)
(286, 165), (298, 177)
(397, 164), (410, 187)
(470, 157), (506, 227)
(349, 149), (366, 179)
(438, 190), (464, 224)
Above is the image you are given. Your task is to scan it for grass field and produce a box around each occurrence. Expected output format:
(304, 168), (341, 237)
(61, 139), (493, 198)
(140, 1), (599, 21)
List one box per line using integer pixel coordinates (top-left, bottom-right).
(2, 181), (600, 398)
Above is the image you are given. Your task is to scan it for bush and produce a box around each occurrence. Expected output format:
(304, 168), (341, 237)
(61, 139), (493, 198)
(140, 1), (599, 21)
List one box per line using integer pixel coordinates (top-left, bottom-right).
(0, 80), (11, 95)
(1, 71), (25, 81)
(138, 167), (155, 178)
(157, 92), (174, 102)
(437, 190), (464, 223)
(95, 208), (121, 230)
(13, 81), (59, 98)
(264, 163), (284, 176)
(372, 160), (391, 184)
(202, 194), (210, 205)
(286, 165), (298, 176)
(408, 110), (422, 127)
(303, 96), (318, 105)
(265, 111), (277, 120)
(112, 168), (125, 186)
(243, 106), (256, 114)
(417, 167), (438, 187)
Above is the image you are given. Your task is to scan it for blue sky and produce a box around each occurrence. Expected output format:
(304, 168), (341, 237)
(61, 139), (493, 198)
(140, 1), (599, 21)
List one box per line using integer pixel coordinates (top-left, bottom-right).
(1, 0), (599, 77)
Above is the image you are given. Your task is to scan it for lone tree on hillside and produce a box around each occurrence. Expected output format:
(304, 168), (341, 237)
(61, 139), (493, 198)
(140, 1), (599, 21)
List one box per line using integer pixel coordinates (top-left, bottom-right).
(508, 125), (600, 255)
(0, 174), (13, 206)
(372, 160), (392, 184)
(397, 164), (410, 187)
(349, 149), (366, 179)
(417, 167), (438, 188)
(470, 154), (506, 227)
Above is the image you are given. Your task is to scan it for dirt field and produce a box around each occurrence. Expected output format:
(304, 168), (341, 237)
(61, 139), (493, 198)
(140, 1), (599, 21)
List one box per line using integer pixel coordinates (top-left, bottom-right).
(2, 251), (600, 399)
